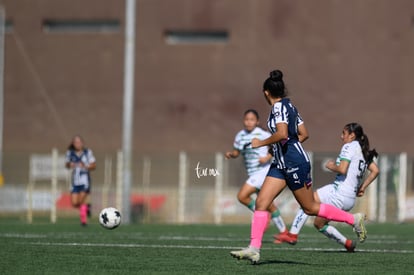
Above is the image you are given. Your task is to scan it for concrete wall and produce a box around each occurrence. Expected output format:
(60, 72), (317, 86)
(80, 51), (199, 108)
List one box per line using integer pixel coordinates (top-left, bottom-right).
(1, 0), (414, 155)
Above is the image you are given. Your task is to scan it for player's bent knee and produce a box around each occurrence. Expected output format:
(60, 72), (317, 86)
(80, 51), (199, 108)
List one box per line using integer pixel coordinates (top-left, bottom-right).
(255, 197), (271, 211)
(237, 195), (249, 205)
(302, 205), (319, 216)
(313, 221), (324, 230)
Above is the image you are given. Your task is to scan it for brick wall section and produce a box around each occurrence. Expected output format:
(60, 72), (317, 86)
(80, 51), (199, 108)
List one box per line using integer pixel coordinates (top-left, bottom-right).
(1, 0), (414, 155)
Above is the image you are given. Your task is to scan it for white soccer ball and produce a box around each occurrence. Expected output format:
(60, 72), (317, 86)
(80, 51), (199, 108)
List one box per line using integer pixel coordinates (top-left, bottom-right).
(99, 207), (121, 229)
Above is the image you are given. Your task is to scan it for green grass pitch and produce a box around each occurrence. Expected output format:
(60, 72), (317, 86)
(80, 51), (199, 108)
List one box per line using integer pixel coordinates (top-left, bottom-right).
(1, 218), (414, 274)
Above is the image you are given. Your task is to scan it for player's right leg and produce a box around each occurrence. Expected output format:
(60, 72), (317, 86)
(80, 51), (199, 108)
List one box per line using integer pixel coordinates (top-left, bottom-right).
(237, 183), (257, 211)
(230, 246), (260, 264)
(267, 203), (287, 234)
(314, 217), (355, 252)
(274, 208), (308, 245)
(289, 167), (367, 243)
(241, 169), (269, 211)
(78, 191), (89, 226)
(313, 187), (357, 251)
(230, 174), (286, 264)
(246, 169), (287, 233)
(294, 188), (367, 242)
(277, 185), (325, 244)
(71, 191), (81, 208)
(275, 184), (326, 245)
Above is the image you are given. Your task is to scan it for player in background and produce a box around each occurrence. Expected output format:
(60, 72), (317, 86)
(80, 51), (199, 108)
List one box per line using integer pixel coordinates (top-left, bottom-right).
(226, 109), (287, 235)
(230, 70), (367, 264)
(225, 109), (309, 237)
(65, 135), (96, 226)
(275, 122), (379, 252)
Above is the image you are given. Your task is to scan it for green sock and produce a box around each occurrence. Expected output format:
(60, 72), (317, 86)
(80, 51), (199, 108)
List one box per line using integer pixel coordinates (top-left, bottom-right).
(271, 209), (281, 218)
(247, 199), (255, 211)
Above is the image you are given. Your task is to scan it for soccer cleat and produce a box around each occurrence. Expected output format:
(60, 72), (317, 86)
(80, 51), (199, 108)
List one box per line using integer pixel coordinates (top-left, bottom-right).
(353, 213), (367, 243)
(344, 239), (356, 252)
(274, 231), (298, 245)
(230, 247), (260, 264)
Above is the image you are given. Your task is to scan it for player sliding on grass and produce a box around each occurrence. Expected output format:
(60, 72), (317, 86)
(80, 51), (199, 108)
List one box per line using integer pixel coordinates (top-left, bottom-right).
(65, 135), (96, 226)
(225, 109), (309, 236)
(230, 69), (367, 264)
(275, 122), (379, 252)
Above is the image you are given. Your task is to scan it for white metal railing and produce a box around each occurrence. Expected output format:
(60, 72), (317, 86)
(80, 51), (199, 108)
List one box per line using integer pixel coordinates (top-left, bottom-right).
(18, 150), (413, 224)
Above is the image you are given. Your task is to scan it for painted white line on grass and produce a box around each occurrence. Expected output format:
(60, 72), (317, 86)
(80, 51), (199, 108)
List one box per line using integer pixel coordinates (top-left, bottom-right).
(24, 242), (240, 250)
(157, 235), (413, 244)
(0, 233), (47, 238)
(21, 242), (414, 254)
(3, 233), (412, 245)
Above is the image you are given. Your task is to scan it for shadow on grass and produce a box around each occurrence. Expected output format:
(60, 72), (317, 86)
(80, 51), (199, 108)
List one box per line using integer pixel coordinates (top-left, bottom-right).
(255, 259), (311, 266)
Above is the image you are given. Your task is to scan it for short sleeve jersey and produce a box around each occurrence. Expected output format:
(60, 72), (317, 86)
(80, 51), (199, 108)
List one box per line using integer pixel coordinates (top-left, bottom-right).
(233, 127), (271, 176)
(334, 140), (367, 196)
(65, 148), (96, 186)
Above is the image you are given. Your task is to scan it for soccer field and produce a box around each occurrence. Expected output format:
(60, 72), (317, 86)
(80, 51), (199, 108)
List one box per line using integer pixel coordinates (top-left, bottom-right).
(1, 219), (413, 274)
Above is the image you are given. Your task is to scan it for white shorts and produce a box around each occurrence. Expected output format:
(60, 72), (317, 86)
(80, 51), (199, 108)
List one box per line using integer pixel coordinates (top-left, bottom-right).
(246, 167), (269, 190)
(316, 184), (355, 212)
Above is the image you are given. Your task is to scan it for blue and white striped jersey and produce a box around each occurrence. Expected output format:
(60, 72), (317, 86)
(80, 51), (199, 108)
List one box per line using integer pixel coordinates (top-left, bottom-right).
(65, 148), (96, 186)
(233, 127), (271, 176)
(267, 98), (309, 169)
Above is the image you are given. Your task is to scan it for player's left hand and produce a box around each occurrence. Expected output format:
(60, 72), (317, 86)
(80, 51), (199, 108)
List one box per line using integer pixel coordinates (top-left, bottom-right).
(357, 188), (365, 197)
(325, 160), (336, 170)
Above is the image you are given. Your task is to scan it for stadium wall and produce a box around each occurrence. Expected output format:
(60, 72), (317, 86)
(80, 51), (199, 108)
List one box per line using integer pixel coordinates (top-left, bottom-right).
(0, 0), (414, 156)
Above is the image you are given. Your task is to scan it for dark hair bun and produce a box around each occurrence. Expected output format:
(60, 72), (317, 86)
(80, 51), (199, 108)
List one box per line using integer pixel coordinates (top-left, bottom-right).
(269, 70), (283, 81)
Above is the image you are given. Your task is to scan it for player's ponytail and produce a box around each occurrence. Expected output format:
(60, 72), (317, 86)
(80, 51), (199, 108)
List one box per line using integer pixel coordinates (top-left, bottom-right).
(360, 133), (378, 164)
(345, 123), (378, 164)
(263, 69), (287, 98)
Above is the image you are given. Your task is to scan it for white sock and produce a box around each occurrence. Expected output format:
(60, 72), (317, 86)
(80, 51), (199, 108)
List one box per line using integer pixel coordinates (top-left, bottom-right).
(289, 209), (309, 235)
(271, 209), (286, 232)
(319, 224), (347, 245)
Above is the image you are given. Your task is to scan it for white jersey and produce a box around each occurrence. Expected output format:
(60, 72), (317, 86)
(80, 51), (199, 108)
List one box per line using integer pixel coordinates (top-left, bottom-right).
(333, 140), (367, 197)
(233, 127), (271, 176)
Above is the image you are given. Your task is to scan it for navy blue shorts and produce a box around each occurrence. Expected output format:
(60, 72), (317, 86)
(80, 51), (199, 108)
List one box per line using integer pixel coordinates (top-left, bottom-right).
(267, 162), (312, 191)
(71, 184), (90, 194)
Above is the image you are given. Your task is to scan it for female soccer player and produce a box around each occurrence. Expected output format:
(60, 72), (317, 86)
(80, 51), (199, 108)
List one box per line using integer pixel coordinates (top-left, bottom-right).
(65, 135), (96, 226)
(230, 70), (367, 264)
(225, 109), (288, 235)
(275, 123), (379, 252)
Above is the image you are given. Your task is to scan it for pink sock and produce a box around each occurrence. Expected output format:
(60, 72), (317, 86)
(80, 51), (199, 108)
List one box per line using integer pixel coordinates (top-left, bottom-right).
(318, 203), (354, 225)
(249, 210), (269, 249)
(80, 204), (88, 224)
